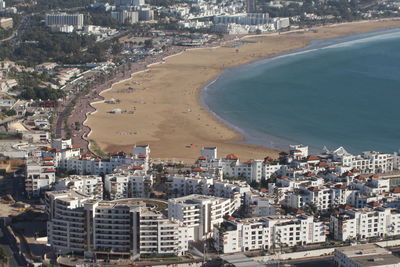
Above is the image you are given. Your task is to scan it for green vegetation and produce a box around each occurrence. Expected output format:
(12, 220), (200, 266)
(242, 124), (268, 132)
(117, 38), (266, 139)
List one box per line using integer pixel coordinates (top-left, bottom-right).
(0, 132), (22, 140)
(0, 27), (13, 40)
(88, 139), (107, 157)
(11, 71), (65, 101)
(0, 247), (9, 264)
(0, 16), (111, 66)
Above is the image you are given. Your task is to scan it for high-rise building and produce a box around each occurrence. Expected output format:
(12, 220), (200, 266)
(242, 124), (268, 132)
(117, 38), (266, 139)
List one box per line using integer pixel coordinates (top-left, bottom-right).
(111, 10), (139, 24)
(246, 0), (256, 13)
(46, 190), (189, 258)
(45, 13), (84, 29)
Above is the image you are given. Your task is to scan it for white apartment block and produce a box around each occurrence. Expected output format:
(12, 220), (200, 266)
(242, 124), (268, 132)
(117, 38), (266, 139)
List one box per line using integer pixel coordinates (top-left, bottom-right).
(46, 190), (189, 258)
(55, 175), (103, 199)
(168, 194), (239, 241)
(331, 206), (400, 241)
(45, 13), (84, 29)
(285, 186), (332, 212)
(244, 191), (280, 216)
(25, 157), (56, 197)
(104, 170), (153, 199)
(111, 10), (139, 24)
(167, 175), (213, 197)
(166, 174), (250, 205)
(214, 214), (327, 254)
(59, 154), (128, 175)
(334, 244), (400, 267)
(329, 147), (394, 174)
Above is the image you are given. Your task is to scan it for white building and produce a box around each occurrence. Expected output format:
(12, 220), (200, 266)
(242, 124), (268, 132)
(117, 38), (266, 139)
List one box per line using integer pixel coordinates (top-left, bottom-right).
(168, 194), (239, 241)
(330, 206), (400, 241)
(45, 13), (84, 29)
(111, 10), (139, 24)
(104, 169), (153, 199)
(25, 156), (56, 197)
(46, 190), (189, 258)
(55, 175), (103, 199)
(214, 214), (327, 253)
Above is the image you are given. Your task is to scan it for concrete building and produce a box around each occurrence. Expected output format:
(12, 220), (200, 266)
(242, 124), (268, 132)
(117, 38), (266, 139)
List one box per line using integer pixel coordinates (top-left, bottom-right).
(25, 157), (56, 197)
(334, 244), (400, 267)
(331, 206), (400, 241)
(214, 214), (327, 253)
(55, 175), (103, 199)
(46, 190), (189, 258)
(246, 0), (256, 13)
(111, 10), (139, 24)
(0, 17), (13, 29)
(45, 13), (84, 29)
(104, 170), (153, 199)
(168, 194), (239, 241)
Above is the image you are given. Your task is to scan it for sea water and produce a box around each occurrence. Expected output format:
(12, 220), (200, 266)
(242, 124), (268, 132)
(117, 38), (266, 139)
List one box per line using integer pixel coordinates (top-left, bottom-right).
(202, 28), (400, 154)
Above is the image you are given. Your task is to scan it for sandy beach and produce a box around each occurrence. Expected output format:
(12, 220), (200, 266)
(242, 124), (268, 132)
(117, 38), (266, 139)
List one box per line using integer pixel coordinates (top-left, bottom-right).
(84, 19), (400, 163)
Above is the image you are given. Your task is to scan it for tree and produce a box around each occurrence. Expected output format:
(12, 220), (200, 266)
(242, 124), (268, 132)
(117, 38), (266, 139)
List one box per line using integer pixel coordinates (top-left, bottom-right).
(144, 39), (153, 49)
(111, 42), (124, 55)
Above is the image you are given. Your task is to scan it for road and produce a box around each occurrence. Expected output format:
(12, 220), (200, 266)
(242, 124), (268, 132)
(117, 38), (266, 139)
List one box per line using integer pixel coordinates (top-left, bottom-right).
(282, 255), (334, 267)
(0, 224), (27, 267)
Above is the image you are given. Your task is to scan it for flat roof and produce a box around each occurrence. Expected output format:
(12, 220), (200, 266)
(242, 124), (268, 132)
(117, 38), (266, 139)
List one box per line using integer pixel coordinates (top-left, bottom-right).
(336, 244), (390, 257)
(220, 254), (264, 267)
(352, 253), (400, 266)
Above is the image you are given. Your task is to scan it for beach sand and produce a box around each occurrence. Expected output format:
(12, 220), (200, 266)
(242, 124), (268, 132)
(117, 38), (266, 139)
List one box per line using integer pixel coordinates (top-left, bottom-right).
(85, 19), (400, 163)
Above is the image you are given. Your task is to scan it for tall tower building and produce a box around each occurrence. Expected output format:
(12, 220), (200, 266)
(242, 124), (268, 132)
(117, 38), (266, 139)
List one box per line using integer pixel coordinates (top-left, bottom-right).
(246, 0), (256, 13)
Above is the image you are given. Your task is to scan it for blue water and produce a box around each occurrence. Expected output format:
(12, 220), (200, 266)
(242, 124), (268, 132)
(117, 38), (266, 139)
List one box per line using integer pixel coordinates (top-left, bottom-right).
(202, 28), (400, 154)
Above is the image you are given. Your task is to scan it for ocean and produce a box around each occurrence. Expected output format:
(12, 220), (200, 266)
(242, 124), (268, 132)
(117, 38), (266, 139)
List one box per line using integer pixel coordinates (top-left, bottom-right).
(202, 27), (400, 154)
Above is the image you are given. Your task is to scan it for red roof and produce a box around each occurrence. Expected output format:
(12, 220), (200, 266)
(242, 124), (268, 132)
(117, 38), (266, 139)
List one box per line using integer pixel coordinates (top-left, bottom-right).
(370, 174), (379, 179)
(368, 201), (380, 207)
(246, 159), (254, 165)
(335, 184), (348, 189)
(308, 187), (320, 192)
(42, 162), (54, 166)
(198, 156), (208, 160)
(71, 145), (80, 149)
(260, 188), (268, 193)
(43, 168), (55, 173)
(226, 154), (239, 160)
(138, 154), (147, 159)
(355, 174), (366, 180)
(43, 157), (53, 161)
(318, 162), (328, 167)
(342, 171), (353, 177)
(307, 155), (320, 161)
(192, 167), (205, 172)
(392, 188), (400, 193)
(294, 209), (305, 214)
(132, 166), (144, 170)
(340, 204), (352, 210)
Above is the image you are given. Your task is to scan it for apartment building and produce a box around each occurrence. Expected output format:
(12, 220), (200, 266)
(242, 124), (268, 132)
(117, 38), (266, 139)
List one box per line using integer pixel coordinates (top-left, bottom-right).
(330, 206), (400, 241)
(55, 175), (103, 199)
(166, 175), (213, 198)
(244, 190), (280, 216)
(168, 194), (239, 241)
(58, 153), (128, 175)
(104, 170), (153, 199)
(166, 174), (250, 205)
(213, 214), (327, 254)
(111, 10), (139, 24)
(45, 13), (84, 29)
(46, 190), (189, 258)
(25, 156), (56, 197)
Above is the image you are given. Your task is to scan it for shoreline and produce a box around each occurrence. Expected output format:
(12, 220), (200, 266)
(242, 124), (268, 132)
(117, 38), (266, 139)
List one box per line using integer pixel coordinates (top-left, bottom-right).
(199, 25), (400, 154)
(84, 19), (400, 162)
